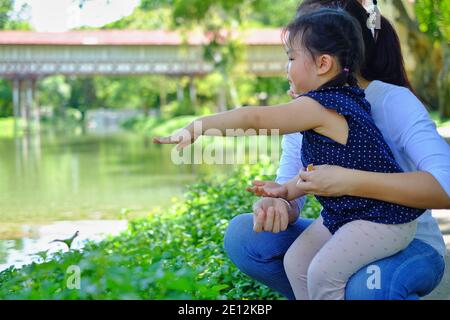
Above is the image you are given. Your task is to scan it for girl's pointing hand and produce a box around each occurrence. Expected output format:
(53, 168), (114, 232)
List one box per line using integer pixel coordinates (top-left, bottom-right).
(152, 123), (199, 151)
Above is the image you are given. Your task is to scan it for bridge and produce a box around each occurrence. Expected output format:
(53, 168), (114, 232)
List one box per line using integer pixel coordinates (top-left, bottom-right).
(0, 29), (286, 126)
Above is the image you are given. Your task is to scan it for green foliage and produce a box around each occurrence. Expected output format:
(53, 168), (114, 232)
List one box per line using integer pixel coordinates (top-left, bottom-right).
(120, 114), (161, 132)
(102, 7), (172, 30)
(0, 1), (31, 118)
(148, 115), (197, 136)
(0, 0), (13, 30)
(121, 115), (197, 136)
(414, 0), (450, 41)
(0, 0), (295, 120)
(0, 163), (322, 299)
(0, 79), (12, 117)
(140, 0), (298, 28)
(414, 0), (450, 118)
(0, 0), (31, 30)
(38, 76), (71, 115)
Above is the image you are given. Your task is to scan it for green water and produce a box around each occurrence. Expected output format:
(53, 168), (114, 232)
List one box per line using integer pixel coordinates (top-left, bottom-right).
(0, 124), (282, 270)
(0, 128), (232, 234)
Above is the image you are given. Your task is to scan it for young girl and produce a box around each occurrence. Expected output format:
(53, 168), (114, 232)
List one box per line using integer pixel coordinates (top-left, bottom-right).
(153, 8), (425, 299)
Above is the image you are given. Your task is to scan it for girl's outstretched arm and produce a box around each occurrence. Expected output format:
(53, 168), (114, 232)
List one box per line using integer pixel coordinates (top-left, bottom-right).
(153, 97), (328, 149)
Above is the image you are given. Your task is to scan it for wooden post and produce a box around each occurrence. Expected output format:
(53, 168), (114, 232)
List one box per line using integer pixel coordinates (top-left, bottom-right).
(19, 79), (27, 129)
(31, 77), (40, 130)
(25, 78), (33, 130)
(12, 78), (20, 130)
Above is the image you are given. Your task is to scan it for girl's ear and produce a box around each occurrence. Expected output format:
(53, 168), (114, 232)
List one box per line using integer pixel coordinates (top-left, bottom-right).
(315, 54), (334, 76)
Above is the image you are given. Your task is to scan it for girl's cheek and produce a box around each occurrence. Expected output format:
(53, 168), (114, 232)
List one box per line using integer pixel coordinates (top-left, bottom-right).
(303, 60), (310, 73)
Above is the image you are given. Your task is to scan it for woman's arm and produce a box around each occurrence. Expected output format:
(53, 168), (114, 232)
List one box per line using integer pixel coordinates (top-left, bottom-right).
(297, 166), (450, 209)
(348, 170), (450, 209)
(383, 87), (450, 208)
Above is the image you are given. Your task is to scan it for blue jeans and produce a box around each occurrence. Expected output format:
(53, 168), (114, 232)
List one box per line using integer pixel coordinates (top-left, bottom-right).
(224, 213), (446, 300)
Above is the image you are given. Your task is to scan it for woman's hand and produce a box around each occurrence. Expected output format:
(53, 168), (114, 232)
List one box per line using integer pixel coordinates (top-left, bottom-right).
(296, 164), (351, 197)
(152, 122), (199, 151)
(252, 197), (295, 233)
(246, 180), (288, 199)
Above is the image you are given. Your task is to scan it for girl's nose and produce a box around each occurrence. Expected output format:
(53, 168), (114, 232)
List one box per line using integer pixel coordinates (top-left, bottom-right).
(285, 61), (291, 74)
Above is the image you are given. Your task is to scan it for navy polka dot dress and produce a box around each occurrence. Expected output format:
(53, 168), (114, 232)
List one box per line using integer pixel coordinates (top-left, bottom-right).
(300, 86), (425, 234)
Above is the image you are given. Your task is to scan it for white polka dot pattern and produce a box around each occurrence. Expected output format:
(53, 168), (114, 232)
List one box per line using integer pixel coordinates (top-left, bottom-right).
(299, 86), (425, 234)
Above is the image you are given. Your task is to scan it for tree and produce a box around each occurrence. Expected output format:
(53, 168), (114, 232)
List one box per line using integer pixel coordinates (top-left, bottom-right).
(414, 0), (450, 118)
(391, 0), (450, 117)
(74, 0), (297, 115)
(0, 0), (13, 30)
(138, 0), (298, 111)
(0, 0), (31, 118)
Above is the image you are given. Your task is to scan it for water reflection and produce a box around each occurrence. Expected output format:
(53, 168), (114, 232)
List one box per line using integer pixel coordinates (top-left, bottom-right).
(0, 220), (128, 272)
(0, 125), (235, 271)
(0, 123), (278, 272)
(0, 128), (222, 224)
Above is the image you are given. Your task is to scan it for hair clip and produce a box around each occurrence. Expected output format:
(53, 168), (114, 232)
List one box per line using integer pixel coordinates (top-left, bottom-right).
(366, 0), (381, 40)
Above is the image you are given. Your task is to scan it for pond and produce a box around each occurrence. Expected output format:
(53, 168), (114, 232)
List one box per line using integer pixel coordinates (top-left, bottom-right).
(0, 126), (243, 271)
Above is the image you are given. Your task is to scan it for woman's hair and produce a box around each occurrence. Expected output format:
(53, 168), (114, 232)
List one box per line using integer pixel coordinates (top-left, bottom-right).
(296, 0), (413, 90)
(282, 8), (365, 89)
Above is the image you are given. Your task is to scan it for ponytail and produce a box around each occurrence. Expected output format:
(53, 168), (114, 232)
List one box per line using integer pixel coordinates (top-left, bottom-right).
(361, 16), (413, 90)
(297, 0), (413, 90)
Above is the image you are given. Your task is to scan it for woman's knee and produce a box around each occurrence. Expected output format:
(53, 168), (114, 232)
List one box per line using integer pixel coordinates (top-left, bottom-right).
(344, 266), (384, 300)
(345, 239), (445, 300)
(223, 214), (253, 258)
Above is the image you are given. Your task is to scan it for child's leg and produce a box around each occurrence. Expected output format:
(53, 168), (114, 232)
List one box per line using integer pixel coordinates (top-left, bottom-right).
(283, 215), (332, 300)
(307, 219), (418, 300)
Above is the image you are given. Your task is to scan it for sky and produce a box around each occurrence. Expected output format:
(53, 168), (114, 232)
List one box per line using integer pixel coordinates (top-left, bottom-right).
(15, 0), (140, 32)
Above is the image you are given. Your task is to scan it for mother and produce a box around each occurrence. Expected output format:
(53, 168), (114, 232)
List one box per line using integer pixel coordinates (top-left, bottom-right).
(224, 0), (450, 300)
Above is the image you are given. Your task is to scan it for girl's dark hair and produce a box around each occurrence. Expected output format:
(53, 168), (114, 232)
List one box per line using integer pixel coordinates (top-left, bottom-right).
(282, 8), (365, 89)
(297, 0), (413, 90)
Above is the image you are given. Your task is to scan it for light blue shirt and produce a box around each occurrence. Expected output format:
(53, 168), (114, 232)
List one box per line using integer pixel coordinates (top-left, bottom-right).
(276, 80), (450, 257)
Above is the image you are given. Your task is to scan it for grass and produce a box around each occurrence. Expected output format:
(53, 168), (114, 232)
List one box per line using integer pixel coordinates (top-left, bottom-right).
(0, 162), (322, 299)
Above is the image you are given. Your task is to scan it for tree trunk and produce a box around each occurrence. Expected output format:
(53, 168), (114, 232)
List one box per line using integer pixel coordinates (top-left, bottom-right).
(391, 0), (442, 109)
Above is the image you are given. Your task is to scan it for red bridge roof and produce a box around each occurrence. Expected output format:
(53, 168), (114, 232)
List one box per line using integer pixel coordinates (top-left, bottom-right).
(0, 29), (283, 46)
